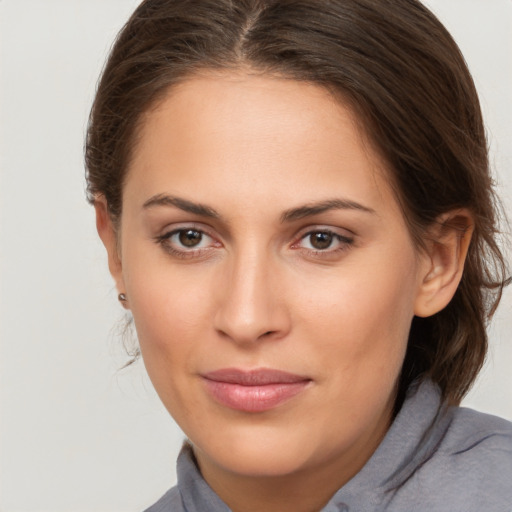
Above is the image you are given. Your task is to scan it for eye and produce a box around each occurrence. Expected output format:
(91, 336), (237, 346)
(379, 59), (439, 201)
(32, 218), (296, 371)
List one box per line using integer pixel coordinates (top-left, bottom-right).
(306, 231), (336, 250)
(176, 229), (204, 248)
(166, 228), (211, 250)
(293, 228), (354, 254)
(155, 226), (220, 258)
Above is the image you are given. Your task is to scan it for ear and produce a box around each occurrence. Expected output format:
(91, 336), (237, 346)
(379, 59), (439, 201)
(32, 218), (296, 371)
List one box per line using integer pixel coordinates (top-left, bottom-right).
(414, 209), (473, 318)
(94, 196), (129, 309)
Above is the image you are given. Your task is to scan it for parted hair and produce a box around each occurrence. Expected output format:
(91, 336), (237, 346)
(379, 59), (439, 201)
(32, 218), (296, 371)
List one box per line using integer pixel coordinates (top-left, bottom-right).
(85, 0), (509, 405)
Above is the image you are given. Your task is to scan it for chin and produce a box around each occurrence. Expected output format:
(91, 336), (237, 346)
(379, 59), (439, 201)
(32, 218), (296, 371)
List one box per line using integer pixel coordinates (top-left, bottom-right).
(189, 421), (328, 478)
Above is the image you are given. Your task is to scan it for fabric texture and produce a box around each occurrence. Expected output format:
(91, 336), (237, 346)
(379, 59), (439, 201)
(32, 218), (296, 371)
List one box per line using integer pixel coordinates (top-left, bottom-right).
(144, 379), (512, 511)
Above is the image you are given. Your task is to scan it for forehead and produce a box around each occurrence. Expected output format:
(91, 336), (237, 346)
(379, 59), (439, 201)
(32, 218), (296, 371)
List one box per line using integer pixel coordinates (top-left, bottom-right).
(124, 71), (397, 218)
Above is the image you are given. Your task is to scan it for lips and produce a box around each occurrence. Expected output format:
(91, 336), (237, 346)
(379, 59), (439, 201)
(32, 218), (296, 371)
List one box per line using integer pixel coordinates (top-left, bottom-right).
(201, 368), (311, 412)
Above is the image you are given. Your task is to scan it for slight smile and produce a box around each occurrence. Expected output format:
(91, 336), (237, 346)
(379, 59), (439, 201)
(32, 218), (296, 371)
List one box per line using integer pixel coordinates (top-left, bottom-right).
(201, 368), (312, 413)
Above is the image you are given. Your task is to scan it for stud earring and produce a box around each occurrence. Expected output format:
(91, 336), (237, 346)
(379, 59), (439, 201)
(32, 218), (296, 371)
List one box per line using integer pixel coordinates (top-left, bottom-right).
(118, 293), (128, 302)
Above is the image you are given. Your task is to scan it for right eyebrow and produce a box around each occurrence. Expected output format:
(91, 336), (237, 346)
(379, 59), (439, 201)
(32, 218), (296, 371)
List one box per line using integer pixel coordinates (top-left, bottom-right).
(142, 194), (220, 219)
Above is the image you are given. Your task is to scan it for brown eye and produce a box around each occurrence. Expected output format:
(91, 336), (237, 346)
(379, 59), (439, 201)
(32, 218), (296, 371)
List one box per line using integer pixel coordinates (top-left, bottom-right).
(178, 229), (203, 247)
(309, 232), (333, 250)
(156, 227), (219, 258)
(294, 228), (354, 255)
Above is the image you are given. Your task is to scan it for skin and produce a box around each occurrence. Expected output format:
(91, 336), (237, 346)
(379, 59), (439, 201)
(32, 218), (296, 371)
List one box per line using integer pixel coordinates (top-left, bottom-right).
(96, 71), (472, 512)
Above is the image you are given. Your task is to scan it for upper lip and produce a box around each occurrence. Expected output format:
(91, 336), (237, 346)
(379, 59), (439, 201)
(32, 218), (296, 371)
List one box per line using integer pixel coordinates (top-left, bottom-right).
(202, 368), (311, 386)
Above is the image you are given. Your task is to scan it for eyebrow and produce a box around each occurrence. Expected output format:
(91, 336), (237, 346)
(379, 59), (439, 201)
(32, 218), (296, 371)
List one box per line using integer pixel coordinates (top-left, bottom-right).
(142, 194), (220, 218)
(280, 198), (376, 222)
(142, 194), (375, 222)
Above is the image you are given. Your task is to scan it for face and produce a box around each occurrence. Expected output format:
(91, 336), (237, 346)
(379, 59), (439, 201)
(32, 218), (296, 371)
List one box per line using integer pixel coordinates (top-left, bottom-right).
(107, 72), (433, 484)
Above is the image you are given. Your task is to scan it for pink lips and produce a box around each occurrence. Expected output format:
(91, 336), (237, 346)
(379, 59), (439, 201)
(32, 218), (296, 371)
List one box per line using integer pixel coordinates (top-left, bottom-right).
(202, 368), (311, 413)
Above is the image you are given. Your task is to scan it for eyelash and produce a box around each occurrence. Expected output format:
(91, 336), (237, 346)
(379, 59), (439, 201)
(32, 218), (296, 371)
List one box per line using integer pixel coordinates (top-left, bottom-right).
(154, 226), (354, 259)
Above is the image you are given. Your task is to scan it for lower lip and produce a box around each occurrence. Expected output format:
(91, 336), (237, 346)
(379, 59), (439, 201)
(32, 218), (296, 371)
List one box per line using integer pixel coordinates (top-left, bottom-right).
(203, 379), (310, 412)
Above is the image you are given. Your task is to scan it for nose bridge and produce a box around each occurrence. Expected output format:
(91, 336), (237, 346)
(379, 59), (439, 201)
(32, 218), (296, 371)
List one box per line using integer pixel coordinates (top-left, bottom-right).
(214, 241), (289, 344)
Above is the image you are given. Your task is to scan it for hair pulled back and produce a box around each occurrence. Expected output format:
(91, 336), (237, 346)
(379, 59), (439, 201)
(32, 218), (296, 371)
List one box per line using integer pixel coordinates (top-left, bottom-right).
(85, 0), (509, 405)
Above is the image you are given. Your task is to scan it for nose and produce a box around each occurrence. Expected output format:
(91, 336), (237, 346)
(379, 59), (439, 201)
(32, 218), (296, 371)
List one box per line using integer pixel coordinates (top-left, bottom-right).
(213, 248), (291, 345)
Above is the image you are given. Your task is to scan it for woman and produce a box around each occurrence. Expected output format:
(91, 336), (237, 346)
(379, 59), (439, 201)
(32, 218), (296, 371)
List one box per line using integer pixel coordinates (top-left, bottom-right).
(85, 0), (512, 510)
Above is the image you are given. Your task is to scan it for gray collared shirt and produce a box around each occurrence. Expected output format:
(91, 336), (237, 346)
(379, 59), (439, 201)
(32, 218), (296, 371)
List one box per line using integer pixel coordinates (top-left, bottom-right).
(144, 379), (512, 511)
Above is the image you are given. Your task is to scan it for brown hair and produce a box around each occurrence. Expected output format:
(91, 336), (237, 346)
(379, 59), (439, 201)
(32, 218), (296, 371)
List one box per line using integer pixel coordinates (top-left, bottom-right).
(85, 0), (509, 405)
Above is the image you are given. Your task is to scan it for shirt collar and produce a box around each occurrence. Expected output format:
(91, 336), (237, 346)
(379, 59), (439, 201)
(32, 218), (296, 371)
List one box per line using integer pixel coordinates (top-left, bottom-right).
(177, 444), (231, 512)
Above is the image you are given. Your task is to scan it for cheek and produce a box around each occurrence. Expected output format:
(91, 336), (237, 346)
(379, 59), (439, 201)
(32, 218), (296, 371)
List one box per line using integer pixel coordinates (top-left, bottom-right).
(126, 275), (208, 423)
(128, 273), (208, 353)
(293, 246), (419, 374)
(122, 229), (210, 330)
(120, 244), (214, 390)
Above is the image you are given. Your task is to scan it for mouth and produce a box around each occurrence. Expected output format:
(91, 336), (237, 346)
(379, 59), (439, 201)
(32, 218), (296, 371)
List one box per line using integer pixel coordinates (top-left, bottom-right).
(201, 368), (312, 413)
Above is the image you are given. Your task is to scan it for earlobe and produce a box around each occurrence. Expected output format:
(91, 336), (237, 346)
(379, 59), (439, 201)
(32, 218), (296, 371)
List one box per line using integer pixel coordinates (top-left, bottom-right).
(94, 196), (128, 308)
(414, 210), (474, 318)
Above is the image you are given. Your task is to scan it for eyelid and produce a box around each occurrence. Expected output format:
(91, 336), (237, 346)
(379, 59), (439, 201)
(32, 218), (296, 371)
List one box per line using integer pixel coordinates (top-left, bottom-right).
(292, 224), (355, 243)
(155, 219), (199, 233)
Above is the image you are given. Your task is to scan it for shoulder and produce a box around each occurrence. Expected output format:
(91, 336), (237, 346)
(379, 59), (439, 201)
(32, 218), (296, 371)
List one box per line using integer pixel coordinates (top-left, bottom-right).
(375, 380), (512, 511)
(444, 405), (512, 456)
(400, 406), (512, 511)
(435, 406), (512, 487)
(143, 485), (184, 512)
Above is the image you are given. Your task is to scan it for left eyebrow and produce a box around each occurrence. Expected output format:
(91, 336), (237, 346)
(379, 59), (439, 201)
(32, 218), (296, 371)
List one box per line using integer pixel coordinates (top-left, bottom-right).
(281, 198), (376, 222)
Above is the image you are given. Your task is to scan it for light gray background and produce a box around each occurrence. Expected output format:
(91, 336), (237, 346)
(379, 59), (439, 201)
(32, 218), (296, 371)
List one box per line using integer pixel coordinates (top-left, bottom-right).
(0, 1), (511, 511)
